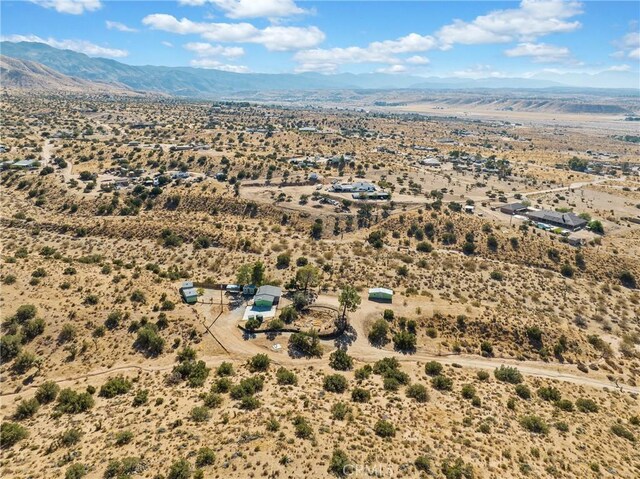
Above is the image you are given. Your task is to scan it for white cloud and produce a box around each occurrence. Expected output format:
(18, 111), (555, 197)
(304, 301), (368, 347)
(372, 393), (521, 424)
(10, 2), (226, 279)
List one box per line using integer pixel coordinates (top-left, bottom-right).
(1, 34), (128, 58)
(30, 0), (101, 15)
(184, 42), (244, 58)
(179, 0), (306, 19)
(451, 65), (508, 79)
(142, 14), (324, 51)
(189, 58), (249, 72)
(406, 55), (430, 65)
(612, 31), (640, 61)
(504, 42), (570, 63)
(162, 41), (174, 48)
(106, 20), (138, 33)
(604, 64), (631, 72)
(294, 33), (436, 72)
(437, 0), (582, 47)
(376, 64), (407, 74)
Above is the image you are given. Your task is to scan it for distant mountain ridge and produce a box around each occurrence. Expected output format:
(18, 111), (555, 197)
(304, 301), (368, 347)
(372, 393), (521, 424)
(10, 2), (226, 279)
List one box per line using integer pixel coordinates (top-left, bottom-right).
(1, 41), (637, 97)
(0, 54), (130, 93)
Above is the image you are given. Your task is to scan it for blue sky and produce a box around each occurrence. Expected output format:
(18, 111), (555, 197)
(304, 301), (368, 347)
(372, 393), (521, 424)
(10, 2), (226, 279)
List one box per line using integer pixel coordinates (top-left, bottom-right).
(1, 0), (639, 84)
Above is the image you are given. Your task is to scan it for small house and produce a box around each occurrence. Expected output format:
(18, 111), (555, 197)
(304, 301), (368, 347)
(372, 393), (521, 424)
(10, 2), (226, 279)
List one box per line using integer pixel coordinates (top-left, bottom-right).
(180, 287), (198, 304)
(500, 202), (528, 215)
(243, 284), (257, 295)
(254, 285), (282, 308)
(368, 287), (393, 302)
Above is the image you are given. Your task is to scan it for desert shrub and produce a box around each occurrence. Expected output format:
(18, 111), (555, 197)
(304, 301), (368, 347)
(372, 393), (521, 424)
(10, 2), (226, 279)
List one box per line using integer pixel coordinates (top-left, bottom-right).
(415, 455), (431, 473)
(115, 430), (134, 446)
(351, 387), (371, 403)
(393, 331), (417, 351)
(245, 317), (261, 331)
(35, 381), (60, 404)
(176, 347), (197, 364)
(611, 424), (635, 442)
(494, 366), (522, 384)
(1, 421), (28, 447)
(619, 271), (637, 289)
(441, 457), (474, 479)
(190, 406), (210, 423)
(65, 463), (86, 479)
(515, 384), (531, 400)
(476, 370), (490, 381)
(167, 458), (192, 479)
(416, 241), (433, 253)
(104, 457), (141, 478)
(22, 317), (45, 341)
(172, 360), (210, 388)
(490, 270), (503, 281)
(203, 392), (222, 409)
(520, 415), (549, 434)
(292, 416), (313, 439)
(329, 349), (353, 371)
(324, 374), (348, 393)
(383, 309), (394, 321)
(195, 447), (216, 467)
(56, 389), (94, 414)
(431, 375), (453, 391)
(279, 306), (298, 324)
(368, 319), (389, 345)
(537, 386), (561, 402)
(60, 428), (83, 447)
(555, 421), (570, 432)
(328, 448), (350, 477)
(99, 376), (132, 398)
(58, 323), (77, 343)
(406, 384), (429, 403)
(14, 398), (39, 420)
(555, 399), (574, 412)
(289, 331), (323, 357)
(230, 376), (264, 399)
(248, 353), (270, 372)
(239, 395), (260, 410)
(216, 362), (234, 376)
(15, 304), (37, 322)
(374, 420), (395, 438)
(134, 324), (164, 356)
(331, 402), (351, 420)
(276, 367), (297, 385)
(461, 384), (476, 400)
(211, 378), (232, 393)
(132, 389), (149, 407)
(0, 334), (22, 362)
(425, 361), (443, 376)
(354, 365), (372, 381)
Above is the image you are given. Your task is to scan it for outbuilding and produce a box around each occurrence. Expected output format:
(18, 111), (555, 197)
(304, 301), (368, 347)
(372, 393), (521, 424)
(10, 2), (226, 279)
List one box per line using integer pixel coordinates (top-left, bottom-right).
(254, 285), (282, 308)
(368, 287), (393, 302)
(180, 288), (198, 304)
(500, 202), (528, 215)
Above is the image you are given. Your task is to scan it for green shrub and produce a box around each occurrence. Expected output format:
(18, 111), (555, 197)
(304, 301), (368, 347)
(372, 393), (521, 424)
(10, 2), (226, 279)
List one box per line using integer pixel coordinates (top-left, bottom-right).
(374, 420), (395, 438)
(414, 455), (431, 473)
(230, 376), (264, 399)
(65, 463), (86, 479)
(56, 389), (94, 414)
(515, 384), (531, 400)
(99, 376), (132, 398)
(555, 399), (574, 412)
(132, 389), (149, 407)
(393, 331), (416, 351)
(329, 349), (353, 371)
(461, 384), (476, 400)
(406, 384), (429, 403)
(248, 353), (270, 372)
(60, 428), (83, 447)
(324, 374), (348, 393)
(354, 365), (372, 381)
(167, 458), (192, 479)
(115, 430), (134, 446)
(190, 406), (210, 423)
(14, 398), (39, 420)
(520, 415), (549, 434)
(328, 448), (350, 477)
(537, 386), (561, 402)
(494, 365), (522, 384)
(331, 402), (351, 420)
(35, 381), (60, 404)
(239, 395), (260, 410)
(216, 362), (234, 376)
(351, 387), (371, 403)
(424, 361), (443, 376)
(276, 367), (297, 385)
(172, 360), (210, 388)
(203, 392), (222, 408)
(293, 415), (313, 439)
(611, 424), (636, 442)
(431, 375), (453, 391)
(289, 331), (323, 357)
(0, 421), (28, 448)
(441, 457), (474, 479)
(195, 447), (216, 467)
(211, 378), (232, 393)
(576, 398), (599, 413)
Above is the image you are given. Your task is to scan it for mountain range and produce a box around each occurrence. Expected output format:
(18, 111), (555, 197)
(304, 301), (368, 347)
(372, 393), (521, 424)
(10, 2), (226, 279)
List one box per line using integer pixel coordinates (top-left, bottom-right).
(1, 41), (637, 97)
